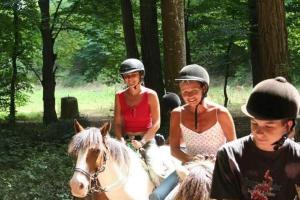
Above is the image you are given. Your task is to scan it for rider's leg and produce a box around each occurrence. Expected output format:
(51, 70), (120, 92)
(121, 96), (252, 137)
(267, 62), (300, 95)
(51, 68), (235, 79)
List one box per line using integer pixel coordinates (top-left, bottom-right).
(149, 171), (179, 200)
(143, 140), (166, 186)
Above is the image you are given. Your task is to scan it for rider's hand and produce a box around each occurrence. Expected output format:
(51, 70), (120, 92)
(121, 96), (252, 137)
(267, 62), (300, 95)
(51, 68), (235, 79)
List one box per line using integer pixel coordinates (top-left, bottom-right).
(131, 139), (143, 149)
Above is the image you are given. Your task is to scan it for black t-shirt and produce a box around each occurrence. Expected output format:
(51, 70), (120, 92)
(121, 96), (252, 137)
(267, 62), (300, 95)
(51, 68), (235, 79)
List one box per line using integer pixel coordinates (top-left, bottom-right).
(210, 135), (300, 200)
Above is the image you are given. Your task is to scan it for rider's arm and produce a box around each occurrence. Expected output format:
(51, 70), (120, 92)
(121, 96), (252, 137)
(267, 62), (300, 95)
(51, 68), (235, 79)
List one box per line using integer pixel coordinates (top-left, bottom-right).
(114, 94), (125, 143)
(217, 107), (237, 142)
(141, 91), (160, 143)
(169, 108), (193, 164)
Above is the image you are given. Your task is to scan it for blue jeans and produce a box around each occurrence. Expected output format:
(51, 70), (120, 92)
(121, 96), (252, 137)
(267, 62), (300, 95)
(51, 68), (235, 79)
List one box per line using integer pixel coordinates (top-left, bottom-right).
(149, 171), (179, 200)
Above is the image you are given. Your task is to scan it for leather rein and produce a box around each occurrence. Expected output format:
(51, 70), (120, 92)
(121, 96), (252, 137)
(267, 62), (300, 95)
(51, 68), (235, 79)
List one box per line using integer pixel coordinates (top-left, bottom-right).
(74, 150), (108, 194)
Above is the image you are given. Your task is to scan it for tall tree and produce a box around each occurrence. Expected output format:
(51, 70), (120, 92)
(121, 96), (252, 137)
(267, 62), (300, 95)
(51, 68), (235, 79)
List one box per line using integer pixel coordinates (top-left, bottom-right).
(38, 0), (80, 124)
(38, 0), (58, 124)
(249, 0), (290, 86)
(9, 1), (21, 124)
(140, 0), (164, 98)
(161, 0), (186, 92)
(121, 0), (139, 58)
(184, 0), (191, 64)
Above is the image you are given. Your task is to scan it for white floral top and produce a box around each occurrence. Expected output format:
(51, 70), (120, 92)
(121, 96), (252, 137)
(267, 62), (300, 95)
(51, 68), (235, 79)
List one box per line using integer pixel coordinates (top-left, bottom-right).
(180, 107), (226, 156)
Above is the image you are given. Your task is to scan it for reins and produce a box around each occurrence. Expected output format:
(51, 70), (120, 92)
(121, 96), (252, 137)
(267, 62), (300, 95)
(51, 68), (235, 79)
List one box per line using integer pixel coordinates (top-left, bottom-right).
(74, 141), (130, 195)
(74, 150), (108, 194)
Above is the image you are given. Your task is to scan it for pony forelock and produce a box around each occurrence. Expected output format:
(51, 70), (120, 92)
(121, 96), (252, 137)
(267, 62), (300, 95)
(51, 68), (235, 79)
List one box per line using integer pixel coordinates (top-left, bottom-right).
(68, 127), (132, 170)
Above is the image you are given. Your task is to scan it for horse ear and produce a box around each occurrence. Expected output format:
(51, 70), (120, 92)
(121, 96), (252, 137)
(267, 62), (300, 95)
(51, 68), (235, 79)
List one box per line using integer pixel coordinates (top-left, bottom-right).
(100, 121), (111, 136)
(74, 119), (84, 134)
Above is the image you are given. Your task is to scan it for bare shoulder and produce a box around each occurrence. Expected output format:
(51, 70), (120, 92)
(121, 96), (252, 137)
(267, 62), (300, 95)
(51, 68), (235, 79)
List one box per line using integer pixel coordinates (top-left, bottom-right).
(170, 106), (183, 118)
(143, 87), (158, 97)
(116, 88), (126, 96)
(172, 106), (182, 113)
(206, 100), (231, 116)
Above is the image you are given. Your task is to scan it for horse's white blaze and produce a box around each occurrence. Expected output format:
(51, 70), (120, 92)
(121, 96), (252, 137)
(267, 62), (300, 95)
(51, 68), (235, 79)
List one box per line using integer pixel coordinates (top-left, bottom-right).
(69, 148), (90, 197)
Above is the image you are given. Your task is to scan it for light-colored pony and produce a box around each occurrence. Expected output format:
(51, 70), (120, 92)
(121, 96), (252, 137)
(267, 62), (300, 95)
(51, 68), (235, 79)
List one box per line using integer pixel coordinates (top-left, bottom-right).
(172, 156), (215, 200)
(68, 120), (176, 200)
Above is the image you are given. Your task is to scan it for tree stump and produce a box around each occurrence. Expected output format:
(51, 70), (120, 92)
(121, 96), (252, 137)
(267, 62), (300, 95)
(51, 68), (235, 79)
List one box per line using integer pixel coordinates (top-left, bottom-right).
(60, 97), (79, 119)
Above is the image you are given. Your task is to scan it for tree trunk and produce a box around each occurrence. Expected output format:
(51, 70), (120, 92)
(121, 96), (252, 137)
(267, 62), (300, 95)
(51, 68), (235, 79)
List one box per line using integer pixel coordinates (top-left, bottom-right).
(9, 1), (20, 125)
(121, 0), (139, 58)
(249, 0), (289, 86)
(223, 41), (233, 108)
(140, 0), (164, 98)
(60, 97), (79, 119)
(161, 0), (186, 93)
(185, 0), (191, 64)
(39, 0), (58, 124)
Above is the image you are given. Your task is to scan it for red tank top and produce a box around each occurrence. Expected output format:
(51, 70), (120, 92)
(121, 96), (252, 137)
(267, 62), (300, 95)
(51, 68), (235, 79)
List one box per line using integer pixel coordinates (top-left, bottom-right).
(118, 90), (152, 133)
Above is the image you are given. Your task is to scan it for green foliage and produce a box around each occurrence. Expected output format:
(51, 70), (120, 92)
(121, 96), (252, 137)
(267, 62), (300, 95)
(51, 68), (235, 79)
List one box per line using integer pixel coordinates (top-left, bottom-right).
(53, 0), (125, 85)
(185, 0), (250, 84)
(286, 0), (300, 84)
(0, 123), (76, 199)
(0, 0), (38, 115)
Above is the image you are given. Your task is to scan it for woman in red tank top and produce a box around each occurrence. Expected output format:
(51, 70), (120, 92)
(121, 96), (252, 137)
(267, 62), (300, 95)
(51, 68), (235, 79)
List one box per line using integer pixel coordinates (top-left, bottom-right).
(114, 58), (160, 150)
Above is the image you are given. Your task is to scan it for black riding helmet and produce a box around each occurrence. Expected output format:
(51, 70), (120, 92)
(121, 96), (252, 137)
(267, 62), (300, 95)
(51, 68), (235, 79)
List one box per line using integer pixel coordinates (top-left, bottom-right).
(162, 92), (181, 112)
(175, 64), (210, 129)
(119, 58), (145, 75)
(175, 64), (210, 96)
(241, 76), (300, 120)
(241, 76), (300, 150)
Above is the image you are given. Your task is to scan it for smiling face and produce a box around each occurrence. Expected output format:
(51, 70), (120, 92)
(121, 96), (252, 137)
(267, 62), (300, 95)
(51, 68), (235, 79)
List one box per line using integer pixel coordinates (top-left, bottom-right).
(179, 81), (205, 107)
(122, 71), (141, 87)
(250, 118), (292, 151)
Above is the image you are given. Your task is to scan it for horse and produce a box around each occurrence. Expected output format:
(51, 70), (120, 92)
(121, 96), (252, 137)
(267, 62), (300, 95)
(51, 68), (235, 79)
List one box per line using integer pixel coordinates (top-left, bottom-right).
(68, 120), (177, 200)
(171, 156), (215, 200)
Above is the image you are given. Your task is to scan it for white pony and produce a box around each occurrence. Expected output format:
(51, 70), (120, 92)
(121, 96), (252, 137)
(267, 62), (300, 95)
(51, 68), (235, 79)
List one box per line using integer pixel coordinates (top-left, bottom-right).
(68, 120), (176, 200)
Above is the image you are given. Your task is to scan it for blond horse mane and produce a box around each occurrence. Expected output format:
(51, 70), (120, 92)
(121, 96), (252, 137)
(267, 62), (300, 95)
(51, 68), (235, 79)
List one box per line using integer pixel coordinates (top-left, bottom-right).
(174, 158), (215, 200)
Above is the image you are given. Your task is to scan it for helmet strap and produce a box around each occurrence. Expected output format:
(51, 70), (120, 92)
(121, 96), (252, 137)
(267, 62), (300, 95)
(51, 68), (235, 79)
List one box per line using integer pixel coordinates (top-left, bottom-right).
(194, 88), (207, 129)
(272, 119), (295, 151)
(194, 97), (204, 129)
(272, 133), (288, 151)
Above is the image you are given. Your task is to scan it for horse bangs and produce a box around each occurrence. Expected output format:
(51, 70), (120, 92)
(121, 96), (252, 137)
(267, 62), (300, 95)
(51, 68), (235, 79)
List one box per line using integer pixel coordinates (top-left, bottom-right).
(68, 127), (104, 156)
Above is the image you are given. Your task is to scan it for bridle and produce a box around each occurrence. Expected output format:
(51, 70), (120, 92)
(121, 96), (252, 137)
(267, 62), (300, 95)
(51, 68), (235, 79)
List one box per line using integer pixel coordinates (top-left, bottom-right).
(74, 140), (129, 196)
(74, 150), (108, 194)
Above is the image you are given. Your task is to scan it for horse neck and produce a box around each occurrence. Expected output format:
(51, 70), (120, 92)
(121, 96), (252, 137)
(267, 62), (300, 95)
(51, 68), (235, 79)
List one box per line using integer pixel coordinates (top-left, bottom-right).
(97, 149), (155, 200)
(98, 156), (128, 185)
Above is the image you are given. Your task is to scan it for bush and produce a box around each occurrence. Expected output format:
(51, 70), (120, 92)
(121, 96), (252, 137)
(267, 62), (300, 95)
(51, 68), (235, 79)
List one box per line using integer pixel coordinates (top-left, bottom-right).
(0, 122), (82, 200)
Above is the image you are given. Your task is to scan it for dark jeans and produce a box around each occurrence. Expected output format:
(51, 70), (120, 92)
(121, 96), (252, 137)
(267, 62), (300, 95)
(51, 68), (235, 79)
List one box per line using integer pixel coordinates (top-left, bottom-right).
(149, 171), (179, 200)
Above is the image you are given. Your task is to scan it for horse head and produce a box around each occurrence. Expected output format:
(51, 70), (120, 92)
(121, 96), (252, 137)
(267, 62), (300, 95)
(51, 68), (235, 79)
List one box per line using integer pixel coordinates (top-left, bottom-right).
(68, 120), (156, 200)
(69, 120), (111, 199)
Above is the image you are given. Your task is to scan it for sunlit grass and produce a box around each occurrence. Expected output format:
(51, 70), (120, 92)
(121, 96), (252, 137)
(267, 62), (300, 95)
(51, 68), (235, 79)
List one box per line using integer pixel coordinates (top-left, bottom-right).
(11, 83), (253, 121)
(15, 84), (122, 121)
(10, 81), (298, 122)
(209, 85), (252, 116)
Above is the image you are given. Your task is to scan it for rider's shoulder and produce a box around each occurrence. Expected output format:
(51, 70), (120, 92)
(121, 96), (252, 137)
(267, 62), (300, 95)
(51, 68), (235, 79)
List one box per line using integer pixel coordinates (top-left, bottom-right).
(171, 106), (183, 113)
(143, 87), (158, 96)
(116, 89), (126, 95)
(207, 100), (230, 114)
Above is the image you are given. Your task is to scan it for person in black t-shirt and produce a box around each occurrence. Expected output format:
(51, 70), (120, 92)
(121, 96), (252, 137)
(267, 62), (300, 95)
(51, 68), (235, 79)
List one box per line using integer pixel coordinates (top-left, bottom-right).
(210, 77), (300, 200)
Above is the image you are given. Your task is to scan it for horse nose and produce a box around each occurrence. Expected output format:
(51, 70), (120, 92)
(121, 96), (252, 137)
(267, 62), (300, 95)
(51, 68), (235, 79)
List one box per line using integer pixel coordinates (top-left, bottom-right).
(69, 174), (89, 198)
